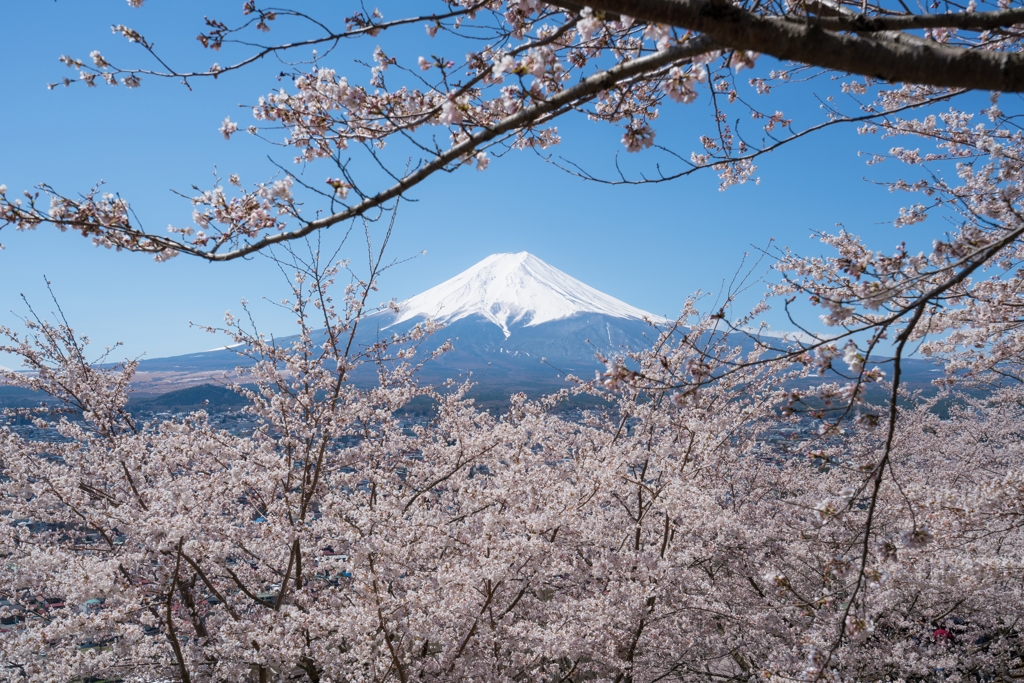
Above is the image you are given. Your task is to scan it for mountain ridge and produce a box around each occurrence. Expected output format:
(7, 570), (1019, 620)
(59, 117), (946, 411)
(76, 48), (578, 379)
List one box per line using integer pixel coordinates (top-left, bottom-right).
(389, 252), (667, 337)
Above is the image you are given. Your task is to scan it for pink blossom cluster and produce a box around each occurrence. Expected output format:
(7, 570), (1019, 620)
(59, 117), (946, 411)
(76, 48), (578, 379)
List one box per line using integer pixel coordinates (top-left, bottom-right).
(1, 266), (1022, 681)
(5, 3), (800, 260)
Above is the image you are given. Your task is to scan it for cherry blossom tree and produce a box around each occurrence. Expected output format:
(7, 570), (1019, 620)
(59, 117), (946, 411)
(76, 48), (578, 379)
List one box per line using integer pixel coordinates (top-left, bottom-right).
(3, 257), (1024, 681)
(4, 2), (1024, 681)
(2, 0), (1023, 261)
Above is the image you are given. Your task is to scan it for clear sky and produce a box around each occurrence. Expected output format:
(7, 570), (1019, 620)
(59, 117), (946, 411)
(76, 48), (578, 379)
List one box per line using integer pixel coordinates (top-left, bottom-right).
(0, 1), (978, 364)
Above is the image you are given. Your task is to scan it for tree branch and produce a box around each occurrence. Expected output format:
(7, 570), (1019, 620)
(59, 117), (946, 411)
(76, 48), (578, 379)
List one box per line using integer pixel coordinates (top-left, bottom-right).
(565, 0), (1024, 91)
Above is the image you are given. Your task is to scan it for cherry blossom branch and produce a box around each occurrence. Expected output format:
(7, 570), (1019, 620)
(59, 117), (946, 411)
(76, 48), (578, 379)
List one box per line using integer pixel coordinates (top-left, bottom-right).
(549, 89), (963, 186)
(806, 4), (1024, 33)
(180, 552), (240, 621)
(567, 0), (1024, 91)
(166, 538), (192, 683)
(204, 36), (718, 261)
(4, 36), (717, 261)
(813, 297), (926, 681)
(61, 4), (493, 87)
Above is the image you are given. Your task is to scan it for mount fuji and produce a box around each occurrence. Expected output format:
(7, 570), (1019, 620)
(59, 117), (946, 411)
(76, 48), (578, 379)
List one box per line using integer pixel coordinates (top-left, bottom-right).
(130, 253), (672, 399)
(390, 252), (666, 337)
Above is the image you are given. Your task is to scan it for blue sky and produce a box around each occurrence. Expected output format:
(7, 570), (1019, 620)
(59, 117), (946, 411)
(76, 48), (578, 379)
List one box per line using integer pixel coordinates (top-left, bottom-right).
(0, 1), (975, 363)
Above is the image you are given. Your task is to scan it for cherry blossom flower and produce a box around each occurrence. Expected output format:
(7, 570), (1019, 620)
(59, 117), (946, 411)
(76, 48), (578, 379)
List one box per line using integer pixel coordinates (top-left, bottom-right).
(218, 116), (238, 140)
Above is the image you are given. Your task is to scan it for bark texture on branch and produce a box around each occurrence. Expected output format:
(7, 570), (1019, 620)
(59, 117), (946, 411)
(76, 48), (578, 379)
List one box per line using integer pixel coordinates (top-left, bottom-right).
(563, 0), (1024, 91)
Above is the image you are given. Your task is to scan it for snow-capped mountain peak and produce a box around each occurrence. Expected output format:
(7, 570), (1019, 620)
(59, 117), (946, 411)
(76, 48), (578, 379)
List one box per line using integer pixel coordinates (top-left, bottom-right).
(391, 252), (667, 337)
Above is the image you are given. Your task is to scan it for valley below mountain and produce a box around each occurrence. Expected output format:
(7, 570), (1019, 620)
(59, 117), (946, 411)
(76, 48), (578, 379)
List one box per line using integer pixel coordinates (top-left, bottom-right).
(2, 252), (949, 411)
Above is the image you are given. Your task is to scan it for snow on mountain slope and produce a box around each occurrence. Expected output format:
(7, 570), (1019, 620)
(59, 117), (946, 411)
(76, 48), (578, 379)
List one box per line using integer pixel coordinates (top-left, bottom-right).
(391, 252), (668, 337)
